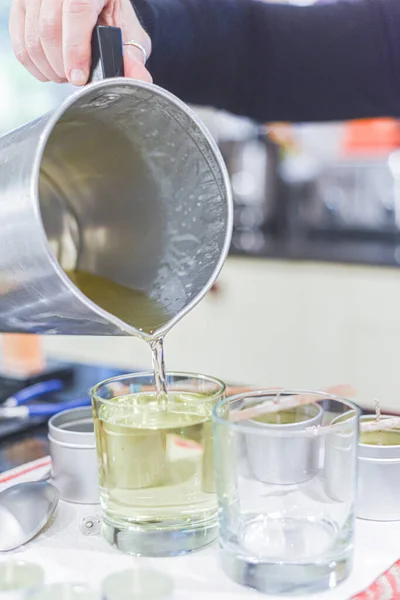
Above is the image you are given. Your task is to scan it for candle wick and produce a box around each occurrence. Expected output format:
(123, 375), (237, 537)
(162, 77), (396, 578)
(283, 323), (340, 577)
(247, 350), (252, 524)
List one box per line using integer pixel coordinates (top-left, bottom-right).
(375, 398), (383, 445)
(274, 390), (282, 424)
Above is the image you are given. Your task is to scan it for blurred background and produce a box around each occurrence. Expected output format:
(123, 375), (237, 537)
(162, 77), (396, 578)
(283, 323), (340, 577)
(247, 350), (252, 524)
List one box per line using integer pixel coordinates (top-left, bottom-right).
(2, 0), (400, 412)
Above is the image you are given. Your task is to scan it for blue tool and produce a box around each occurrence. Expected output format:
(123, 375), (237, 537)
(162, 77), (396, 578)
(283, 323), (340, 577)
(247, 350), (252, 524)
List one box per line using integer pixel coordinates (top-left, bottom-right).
(0, 379), (91, 419)
(4, 379), (64, 407)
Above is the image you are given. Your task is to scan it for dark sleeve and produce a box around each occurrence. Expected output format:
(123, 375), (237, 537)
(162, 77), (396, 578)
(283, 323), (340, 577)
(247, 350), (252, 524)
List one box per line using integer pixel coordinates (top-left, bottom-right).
(132, 0), (400, 123)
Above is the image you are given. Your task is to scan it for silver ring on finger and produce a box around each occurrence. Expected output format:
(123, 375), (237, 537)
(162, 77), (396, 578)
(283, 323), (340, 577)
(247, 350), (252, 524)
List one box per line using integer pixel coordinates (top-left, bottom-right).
(123, 41), (148, 65)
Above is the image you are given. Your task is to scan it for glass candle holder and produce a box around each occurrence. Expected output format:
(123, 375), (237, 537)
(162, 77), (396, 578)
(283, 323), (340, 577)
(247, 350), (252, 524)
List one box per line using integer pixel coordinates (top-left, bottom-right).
(101, 569), (174, 600)
(0, 560), (44, 599)
(28, 583), (100, 599)
(91, 372), (225, 556)
(213, 389), (359, 596)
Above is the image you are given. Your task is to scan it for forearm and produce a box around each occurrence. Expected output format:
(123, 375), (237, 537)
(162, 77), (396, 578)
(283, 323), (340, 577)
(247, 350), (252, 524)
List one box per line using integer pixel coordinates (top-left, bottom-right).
(132, 0), (400, 123)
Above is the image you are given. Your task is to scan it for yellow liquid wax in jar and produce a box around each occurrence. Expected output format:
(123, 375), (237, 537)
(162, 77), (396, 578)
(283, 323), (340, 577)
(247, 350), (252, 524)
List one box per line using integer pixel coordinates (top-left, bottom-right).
(94, 392), (217, 526)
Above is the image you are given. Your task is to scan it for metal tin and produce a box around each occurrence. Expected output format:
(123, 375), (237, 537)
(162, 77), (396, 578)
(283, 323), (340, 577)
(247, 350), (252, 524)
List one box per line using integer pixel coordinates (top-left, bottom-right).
(357, 415), (400, 521)
(48, 407), (99, 504)
(245, 403), (324, 484)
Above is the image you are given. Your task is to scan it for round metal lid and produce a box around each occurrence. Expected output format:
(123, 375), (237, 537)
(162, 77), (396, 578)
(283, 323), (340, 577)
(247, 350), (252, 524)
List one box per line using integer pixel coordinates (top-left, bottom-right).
(48, 406), (95, 447)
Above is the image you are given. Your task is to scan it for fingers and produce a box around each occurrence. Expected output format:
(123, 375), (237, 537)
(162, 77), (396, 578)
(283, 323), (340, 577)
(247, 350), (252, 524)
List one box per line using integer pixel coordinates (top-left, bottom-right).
(62, 0), (104, 86)
(25, 0), (64, 81)
(123, 46), (152, 83)
(38, 0), (65, 79)
(119, 0), (152, 82)
(10, 0), (152, 85)
(9, 0), (48, 81)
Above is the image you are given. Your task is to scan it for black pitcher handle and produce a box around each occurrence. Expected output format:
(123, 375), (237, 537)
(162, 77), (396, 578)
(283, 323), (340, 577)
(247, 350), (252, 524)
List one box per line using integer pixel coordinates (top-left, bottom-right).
(88, 25), (124, 83)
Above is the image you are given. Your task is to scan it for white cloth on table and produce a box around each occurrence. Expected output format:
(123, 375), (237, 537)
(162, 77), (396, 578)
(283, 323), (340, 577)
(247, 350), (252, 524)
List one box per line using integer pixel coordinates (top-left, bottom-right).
(0, 458), (398, 599)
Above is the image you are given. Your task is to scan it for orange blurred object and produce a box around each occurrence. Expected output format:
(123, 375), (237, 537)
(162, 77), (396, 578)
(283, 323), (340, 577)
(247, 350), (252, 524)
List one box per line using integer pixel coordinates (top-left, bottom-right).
(1, 333), (45, 377)
(342, 118), (400, 156)
(268, 123), (298, 152)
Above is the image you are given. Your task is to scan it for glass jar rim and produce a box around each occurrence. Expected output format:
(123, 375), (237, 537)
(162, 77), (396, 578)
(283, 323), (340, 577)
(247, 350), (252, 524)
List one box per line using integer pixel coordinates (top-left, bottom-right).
(91, 370), (226, 405)
(212, 388), (360, 439)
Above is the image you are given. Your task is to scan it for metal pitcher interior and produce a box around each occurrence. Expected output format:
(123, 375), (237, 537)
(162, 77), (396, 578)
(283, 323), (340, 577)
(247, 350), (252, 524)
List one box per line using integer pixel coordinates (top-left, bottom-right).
(0, 27), (233, 339)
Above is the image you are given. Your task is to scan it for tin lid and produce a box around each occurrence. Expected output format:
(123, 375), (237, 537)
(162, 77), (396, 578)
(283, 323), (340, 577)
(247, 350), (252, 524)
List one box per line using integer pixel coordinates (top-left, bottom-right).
(48, 407), (95, 447)
(359, 415), (400, 459)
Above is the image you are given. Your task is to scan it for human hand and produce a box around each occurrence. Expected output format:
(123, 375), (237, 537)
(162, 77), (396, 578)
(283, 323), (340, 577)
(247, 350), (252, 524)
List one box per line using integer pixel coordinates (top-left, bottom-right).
(9, 0), (151, 85)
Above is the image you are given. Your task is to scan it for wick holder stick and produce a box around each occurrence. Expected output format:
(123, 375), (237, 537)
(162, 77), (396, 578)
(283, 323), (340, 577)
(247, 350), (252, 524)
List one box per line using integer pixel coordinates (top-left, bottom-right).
(230, 384), (355, 423)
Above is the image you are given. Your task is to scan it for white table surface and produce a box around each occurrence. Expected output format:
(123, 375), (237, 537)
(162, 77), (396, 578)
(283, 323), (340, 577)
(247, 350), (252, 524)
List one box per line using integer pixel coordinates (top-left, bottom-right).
(1, 459), (398, 599)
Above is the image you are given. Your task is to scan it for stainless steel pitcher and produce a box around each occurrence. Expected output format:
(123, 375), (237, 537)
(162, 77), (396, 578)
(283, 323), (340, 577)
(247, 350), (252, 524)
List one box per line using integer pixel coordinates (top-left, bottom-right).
(0, 26), (233, 339)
